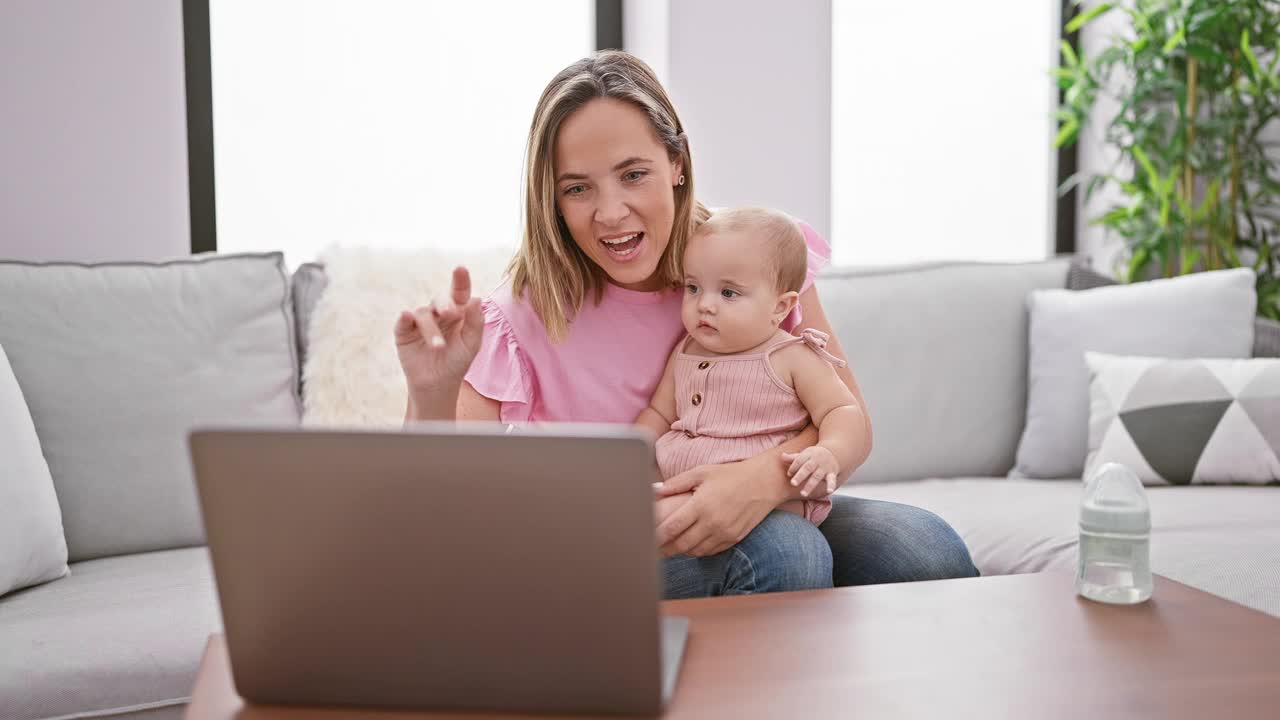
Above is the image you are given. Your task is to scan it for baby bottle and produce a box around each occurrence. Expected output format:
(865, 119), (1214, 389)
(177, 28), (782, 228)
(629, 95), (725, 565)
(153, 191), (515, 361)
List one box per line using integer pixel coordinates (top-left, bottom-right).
(1076, 462), (1153, 604)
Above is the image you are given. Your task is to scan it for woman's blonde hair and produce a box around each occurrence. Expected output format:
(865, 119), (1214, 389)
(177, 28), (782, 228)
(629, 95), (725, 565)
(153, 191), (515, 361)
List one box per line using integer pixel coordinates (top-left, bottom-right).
(510, 50), (709, 341)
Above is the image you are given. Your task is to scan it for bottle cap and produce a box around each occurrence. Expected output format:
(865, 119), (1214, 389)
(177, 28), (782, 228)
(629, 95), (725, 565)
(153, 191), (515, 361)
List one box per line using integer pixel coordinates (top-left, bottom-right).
(1080, 462), (1151, 534)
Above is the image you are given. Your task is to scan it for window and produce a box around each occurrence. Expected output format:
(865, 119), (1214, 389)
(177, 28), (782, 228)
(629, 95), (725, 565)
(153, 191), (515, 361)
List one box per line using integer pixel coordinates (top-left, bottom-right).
(831, 2), (1061, 266)
(209, 0), (593, 267)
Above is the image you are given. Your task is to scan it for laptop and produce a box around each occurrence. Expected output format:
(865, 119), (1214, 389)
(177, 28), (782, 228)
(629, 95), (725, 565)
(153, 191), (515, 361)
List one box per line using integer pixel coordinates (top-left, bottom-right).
(188, 423), (688, 716)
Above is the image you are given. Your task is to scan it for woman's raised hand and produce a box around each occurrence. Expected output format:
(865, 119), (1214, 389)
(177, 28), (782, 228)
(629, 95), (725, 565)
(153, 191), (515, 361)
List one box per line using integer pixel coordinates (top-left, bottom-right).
(394, 266), (485, 396)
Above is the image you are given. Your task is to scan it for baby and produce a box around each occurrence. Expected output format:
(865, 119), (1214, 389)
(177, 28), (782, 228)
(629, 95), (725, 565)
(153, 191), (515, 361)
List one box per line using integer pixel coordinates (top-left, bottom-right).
(636, 207), (863, 526)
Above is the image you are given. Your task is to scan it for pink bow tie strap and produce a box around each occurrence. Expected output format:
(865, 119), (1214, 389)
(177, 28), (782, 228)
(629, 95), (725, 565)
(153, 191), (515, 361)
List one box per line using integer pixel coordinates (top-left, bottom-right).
(799, 328), (848, 368)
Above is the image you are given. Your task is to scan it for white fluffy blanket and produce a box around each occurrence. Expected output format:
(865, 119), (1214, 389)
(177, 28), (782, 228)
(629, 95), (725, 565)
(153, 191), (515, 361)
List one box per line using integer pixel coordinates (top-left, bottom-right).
(302, 246), (512, 427)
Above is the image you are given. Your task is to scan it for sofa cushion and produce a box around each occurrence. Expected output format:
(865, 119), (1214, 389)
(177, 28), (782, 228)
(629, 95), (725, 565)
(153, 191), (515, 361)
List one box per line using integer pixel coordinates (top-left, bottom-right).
(815, 259), (1070, 483)
(0, 254), (301, 561)
(0, 342), (68, 597)
(1015, 268), (1256, 479)
(841, 479), (1280, 617)
(1067, 262), (1280, 359)
(1085, 352), (1280, 485)
(0, 547), (220, 720)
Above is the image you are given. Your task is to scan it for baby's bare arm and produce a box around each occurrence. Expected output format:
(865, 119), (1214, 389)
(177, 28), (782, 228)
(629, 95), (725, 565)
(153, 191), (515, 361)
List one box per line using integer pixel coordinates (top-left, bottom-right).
(784, 346), (866, 476)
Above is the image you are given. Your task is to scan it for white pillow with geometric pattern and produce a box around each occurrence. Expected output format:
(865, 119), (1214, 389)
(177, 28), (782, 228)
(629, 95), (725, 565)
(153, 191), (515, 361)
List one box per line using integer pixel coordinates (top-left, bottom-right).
(1085, 352), (1280, 485)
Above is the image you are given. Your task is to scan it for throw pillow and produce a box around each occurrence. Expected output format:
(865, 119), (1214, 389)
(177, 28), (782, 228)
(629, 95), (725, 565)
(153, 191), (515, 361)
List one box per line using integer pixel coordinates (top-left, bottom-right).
(1066, 262), (1280, 358)
(303, 246), (510, 426)
(0, 342), (69, 597)
(1085, 352), (1280, 485)
(1014, 267), (1256, 479)
(0, 253), (301, 562)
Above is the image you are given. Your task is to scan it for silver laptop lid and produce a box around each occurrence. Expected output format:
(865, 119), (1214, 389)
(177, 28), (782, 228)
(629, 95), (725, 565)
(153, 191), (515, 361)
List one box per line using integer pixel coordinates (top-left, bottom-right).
(189, 423), (668, 715)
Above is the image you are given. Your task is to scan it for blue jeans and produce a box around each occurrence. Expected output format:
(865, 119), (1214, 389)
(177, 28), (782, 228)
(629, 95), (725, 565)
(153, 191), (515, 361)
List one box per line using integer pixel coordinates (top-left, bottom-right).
(663, 495), (979, 599)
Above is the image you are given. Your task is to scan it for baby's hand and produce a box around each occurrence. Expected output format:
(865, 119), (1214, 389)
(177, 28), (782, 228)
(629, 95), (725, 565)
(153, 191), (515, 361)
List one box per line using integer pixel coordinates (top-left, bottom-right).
(781, 446), (839, 498)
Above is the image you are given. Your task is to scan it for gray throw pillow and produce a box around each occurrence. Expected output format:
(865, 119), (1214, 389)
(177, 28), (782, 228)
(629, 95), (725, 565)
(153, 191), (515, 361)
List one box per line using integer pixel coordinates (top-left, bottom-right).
(1067, 263), (1280, 358)
(1015, 267), (1256, 479)
(1085, 352), (1280, 485)
(0, 253), (301, 561)
(292, 261), (329, 380)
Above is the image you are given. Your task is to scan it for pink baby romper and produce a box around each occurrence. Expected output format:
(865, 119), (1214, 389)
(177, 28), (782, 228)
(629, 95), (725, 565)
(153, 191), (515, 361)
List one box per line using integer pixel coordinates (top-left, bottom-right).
(655, 328), (848, 525)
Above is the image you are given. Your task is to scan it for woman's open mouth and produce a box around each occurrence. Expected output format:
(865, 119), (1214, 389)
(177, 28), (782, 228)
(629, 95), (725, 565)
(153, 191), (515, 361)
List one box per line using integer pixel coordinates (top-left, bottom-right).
(600, 231), (644, 261)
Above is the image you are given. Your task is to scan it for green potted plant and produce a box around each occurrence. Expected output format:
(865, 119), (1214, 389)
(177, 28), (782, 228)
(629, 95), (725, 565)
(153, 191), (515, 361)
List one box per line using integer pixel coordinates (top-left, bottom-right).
(1056, 0), (1280, 318)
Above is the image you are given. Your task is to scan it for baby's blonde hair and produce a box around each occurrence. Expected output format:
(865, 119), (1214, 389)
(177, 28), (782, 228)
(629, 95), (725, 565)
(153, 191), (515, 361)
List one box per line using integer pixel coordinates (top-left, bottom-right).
(693, 207), (807, 293)
(509, 50), (710, 341)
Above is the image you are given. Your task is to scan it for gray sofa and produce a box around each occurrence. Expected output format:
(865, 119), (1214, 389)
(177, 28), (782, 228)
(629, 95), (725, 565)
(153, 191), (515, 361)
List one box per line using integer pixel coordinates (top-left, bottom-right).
(2, 253), (1277, 720)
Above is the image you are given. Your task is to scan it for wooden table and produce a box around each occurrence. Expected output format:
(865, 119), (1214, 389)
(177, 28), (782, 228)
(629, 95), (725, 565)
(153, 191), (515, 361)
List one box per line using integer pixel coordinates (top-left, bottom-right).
(185, 572), (1280, 719)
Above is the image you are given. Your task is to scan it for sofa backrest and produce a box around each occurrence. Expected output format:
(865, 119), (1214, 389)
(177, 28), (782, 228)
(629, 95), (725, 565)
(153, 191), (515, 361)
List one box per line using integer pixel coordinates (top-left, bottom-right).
(292, 258), (1072, 484)
(0, 253), (301, 562)
(816, 259), (1072, 483)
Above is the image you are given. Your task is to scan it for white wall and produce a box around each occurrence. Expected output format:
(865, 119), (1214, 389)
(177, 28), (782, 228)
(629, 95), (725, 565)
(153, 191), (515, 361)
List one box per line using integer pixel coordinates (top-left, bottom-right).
(0, 0), (191, 263)
(627, 0), (832, 240)
(623, 0), (669, 88)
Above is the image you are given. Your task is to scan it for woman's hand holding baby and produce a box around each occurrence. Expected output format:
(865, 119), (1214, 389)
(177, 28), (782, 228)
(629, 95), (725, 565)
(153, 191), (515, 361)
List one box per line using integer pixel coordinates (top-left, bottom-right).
(396, 266), (485, 421)
(781, 446), (839, 497)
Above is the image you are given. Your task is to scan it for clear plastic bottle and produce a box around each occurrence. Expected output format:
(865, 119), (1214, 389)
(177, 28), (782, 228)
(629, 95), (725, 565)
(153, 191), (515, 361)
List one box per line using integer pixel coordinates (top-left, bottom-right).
(1076, 462), (1153, 604)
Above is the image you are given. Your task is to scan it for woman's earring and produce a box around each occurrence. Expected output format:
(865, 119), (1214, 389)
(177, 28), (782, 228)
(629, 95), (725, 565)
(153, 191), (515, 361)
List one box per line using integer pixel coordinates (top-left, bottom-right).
(677, 175), (686, 186)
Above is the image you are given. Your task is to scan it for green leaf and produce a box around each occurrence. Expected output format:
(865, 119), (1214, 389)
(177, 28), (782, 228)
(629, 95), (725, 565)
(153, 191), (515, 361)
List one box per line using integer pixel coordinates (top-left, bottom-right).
(1054, 118), (1080, 148)
(1186, 42), (1228, 66)
(1060, 39), (1079, 69)
(1066, 2), (1115, 33)
(1162, 27), (1186, 54)
(1186, 8), (1224, 34)
(1182, 247), (1203, 275)
(1094, 206), (1132, 226)
(1173, 190), (1192, 219)
(1195, 178), (1222, 220)
(1127, 245), (1153, 281)
(1242, 30), (1263, 82)
(1064, 83), (1084, 108)
(1052, 67), (1076, 83)
(1132, 145), (1160, 187)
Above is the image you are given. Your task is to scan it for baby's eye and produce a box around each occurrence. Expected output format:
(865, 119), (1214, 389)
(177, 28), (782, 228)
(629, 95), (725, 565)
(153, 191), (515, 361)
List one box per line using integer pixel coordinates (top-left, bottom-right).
(563, 185), (586, 196)
(685, 283), (699, 295)
(624, 170), (647, 182)
(721, 288), (739, 299)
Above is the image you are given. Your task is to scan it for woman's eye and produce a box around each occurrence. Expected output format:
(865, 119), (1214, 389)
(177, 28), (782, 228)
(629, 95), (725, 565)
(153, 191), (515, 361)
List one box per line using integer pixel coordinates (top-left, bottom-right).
(564, 185), (586, 196)
(624, 170), (647, 182)
(721, 288), (738, 299)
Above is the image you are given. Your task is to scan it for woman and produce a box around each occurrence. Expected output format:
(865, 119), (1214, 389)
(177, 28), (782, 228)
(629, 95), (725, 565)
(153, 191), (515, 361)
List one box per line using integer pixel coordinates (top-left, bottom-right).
(395, 51), (978, 597)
